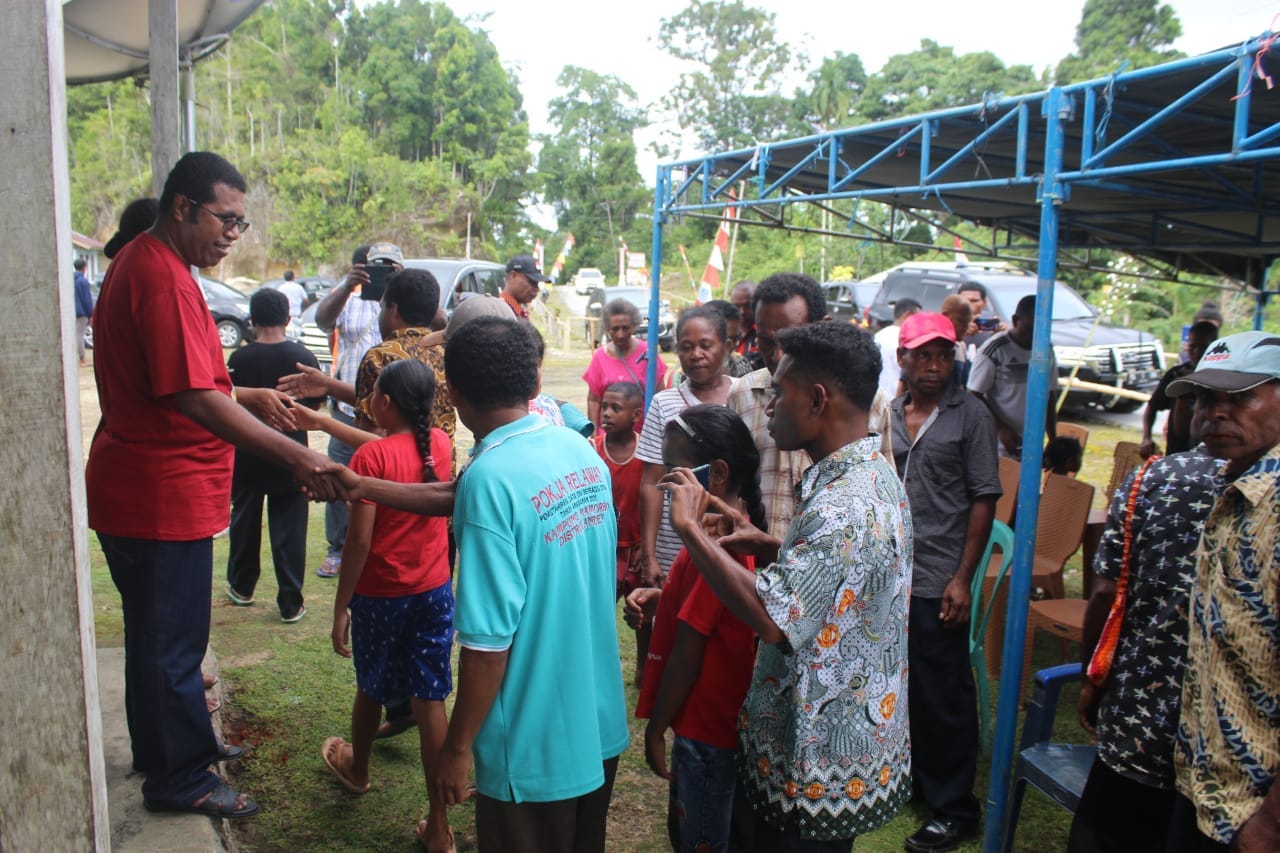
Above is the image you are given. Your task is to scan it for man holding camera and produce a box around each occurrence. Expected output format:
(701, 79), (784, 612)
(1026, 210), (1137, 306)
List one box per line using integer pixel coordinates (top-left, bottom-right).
(308, 243), (390, 578)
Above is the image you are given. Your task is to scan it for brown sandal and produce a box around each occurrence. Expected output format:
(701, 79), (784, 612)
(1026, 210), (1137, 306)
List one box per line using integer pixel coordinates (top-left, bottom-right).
(321, 736), (370, 794)
(415, 819), (455, 853)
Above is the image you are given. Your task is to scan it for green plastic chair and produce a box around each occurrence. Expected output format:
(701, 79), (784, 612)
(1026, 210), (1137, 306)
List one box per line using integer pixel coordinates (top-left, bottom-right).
(969, 519), (1016, 754)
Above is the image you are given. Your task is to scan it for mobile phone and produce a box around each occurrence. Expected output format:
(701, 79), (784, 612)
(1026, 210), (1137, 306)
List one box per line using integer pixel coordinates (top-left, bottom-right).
(361, 263), (392, 301)
(975, 316), (999, 331)
(690, 464), (711, 490)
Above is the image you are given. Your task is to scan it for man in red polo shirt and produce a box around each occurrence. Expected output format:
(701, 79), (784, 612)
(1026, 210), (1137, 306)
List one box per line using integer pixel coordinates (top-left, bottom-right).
(85, 151), (337, 819)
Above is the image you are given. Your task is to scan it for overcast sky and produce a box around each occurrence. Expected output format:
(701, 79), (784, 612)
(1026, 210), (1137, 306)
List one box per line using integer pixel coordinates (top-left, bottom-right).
(445, 0), (1273, 168)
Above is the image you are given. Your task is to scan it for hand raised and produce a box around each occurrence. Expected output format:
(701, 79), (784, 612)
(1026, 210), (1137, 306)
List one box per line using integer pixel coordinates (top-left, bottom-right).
(277, 362), (329, 401)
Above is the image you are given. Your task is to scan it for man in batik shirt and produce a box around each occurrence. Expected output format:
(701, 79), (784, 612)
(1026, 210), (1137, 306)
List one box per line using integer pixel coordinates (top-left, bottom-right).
(1165, 331), (1280, 852)
(665, 322), (911, 851)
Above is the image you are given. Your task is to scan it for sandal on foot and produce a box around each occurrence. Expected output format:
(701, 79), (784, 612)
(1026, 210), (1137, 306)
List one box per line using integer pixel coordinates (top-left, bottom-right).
(321, 736), (370, 794)
(145, 781), (260, 819)
(219, 743), (243, 761)
(206, 695), (221, 714)
(202, 672), (218, 689)
(415, 819), (456, 853)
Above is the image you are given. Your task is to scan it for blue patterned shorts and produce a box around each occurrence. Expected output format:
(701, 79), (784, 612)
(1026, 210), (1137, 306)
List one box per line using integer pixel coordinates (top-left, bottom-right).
(350, 582), (454, 703)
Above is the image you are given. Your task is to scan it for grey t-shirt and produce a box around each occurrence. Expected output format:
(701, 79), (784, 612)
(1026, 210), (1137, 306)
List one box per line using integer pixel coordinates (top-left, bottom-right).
(891, 383), (1002, 598)
(966, 332), (1057, 436)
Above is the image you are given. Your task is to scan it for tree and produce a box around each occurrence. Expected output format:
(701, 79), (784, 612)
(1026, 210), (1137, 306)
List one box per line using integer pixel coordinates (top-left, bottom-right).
(857, 40), (1040, 123)
(657, 0), (801, 153)
(795, 52), (867, 132)
(538, 67), (649, 273)
(1055, 0), (1182, 83)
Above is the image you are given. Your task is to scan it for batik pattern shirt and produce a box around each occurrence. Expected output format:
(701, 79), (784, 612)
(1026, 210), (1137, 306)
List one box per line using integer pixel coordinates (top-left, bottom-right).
(1175, 443), (1280, 843)
(727, 368), (894, 541)
(353, 327), (455, 440)
(1094, 447), (1223, 788)
(739, 436), (912, 841)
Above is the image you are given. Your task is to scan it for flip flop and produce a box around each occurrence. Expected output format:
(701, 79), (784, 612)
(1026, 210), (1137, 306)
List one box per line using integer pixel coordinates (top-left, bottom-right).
(206, 695), (221, 714)
(415, 819), (456, 853)
(202, 672), (218, 689)
(145, 781), (260, 819)
(321, 736), (370, 794)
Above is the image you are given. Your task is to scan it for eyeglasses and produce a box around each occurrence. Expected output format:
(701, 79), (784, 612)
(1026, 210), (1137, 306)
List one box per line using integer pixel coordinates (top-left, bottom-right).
(192, 202), (250, 233)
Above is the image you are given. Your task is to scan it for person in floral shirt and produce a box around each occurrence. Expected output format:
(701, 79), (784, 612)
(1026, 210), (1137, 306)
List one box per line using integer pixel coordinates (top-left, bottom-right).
(662, 321), (911, 850)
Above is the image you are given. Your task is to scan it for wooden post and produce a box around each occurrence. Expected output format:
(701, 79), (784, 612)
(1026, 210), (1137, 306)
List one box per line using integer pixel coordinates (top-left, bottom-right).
(149, 0), (181, 196)
(0, 0), (110, 849)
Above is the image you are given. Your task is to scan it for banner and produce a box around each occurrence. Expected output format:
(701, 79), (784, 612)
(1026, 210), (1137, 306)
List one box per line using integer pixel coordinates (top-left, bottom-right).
(549, 233), (575, 283)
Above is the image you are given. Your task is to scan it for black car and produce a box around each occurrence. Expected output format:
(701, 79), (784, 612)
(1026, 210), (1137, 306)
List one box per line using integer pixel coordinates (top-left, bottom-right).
(261, 275), (337, 308)
(866, 265), (1166, 411)
(199, 276), (253, 348)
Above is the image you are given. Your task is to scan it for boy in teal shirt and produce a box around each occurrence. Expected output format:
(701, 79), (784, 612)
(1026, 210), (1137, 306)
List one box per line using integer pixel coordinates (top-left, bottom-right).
(432, 317), (629, 851)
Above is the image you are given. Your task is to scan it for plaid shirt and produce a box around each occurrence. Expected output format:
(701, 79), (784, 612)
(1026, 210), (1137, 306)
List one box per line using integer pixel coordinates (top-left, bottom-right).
(353, 328), (455, 440)
(330, 288), (382, 418)
(727, 368), (894, 540)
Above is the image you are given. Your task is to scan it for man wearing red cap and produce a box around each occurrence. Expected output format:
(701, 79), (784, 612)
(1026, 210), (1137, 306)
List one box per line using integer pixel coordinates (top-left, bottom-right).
(890, 311), (1002, 852)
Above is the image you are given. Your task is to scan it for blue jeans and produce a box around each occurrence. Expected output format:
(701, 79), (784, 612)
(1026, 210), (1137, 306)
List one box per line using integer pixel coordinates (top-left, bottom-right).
(99, 533), (221, 805)
(673, 735), (738, 853)
(324, 408), (357, 557)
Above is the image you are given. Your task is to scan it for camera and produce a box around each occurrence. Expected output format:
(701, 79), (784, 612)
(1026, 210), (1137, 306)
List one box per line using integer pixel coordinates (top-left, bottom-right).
(361, 263), (393, 301)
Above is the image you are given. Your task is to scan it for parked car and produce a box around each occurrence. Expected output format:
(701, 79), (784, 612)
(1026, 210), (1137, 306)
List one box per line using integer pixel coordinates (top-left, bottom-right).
(820, 280), (882, 326)
(865, 264), (1165, 411)
(199, 276), (253, 348)
(291, 302), (332, 370)
(572, 267), (607, 295)
(585, 285), (675, 351)
(260, 275), (337, 308)
(402, 257), (507, 316)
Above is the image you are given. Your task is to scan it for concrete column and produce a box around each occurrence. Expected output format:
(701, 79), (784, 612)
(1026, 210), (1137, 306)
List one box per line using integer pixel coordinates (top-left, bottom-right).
(149, 0), (181, 197)
(0, 1), (109, 850)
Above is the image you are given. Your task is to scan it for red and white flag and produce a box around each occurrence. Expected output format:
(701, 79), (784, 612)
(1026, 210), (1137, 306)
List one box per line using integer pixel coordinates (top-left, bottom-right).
(549, 233), (575, 283)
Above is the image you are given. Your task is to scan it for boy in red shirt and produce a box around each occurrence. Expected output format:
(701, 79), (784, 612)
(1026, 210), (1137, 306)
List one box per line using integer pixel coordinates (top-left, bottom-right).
(591, 382), (645, 599)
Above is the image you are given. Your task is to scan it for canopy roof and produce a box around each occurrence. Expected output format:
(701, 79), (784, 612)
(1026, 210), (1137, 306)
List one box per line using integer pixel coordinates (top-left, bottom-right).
(660, 36), (1280, 286)
(62, 0), (266, 84)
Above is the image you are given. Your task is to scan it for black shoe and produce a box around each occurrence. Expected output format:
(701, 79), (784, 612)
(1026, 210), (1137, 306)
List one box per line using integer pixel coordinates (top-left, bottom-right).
(904, 817), (979, 852)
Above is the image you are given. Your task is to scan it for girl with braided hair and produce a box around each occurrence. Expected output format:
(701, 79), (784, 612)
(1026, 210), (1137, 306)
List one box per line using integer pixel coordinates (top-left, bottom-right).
(321, 358), (457, 853)
(626, 403), (764, 852)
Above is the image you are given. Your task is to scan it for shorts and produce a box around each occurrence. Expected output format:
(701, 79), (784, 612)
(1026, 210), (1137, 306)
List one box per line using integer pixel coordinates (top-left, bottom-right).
(617, 544), (643, 598)
(350, 582), (454, 703)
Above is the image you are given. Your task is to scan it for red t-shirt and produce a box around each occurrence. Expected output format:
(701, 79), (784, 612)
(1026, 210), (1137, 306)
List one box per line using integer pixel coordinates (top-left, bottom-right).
(591, 431), (642, 548)
(86, 233), (235, 540)
(636, 549), (757, 749)
(350, 430), (452, 597)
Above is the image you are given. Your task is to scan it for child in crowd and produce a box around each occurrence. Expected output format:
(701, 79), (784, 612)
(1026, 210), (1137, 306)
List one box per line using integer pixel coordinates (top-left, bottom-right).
(1044, 435), (1084, 476)
(626, 404), (764, 853)
(319, 359), (456, 853)
(592, 381), (645, 605)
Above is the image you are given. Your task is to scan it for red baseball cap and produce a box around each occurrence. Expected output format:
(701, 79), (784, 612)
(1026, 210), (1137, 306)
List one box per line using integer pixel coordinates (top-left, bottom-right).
(899, 311), (957, 349)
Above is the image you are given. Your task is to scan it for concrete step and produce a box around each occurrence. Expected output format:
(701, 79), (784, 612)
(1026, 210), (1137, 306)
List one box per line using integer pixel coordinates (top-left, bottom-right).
(98, 646), (229, 852)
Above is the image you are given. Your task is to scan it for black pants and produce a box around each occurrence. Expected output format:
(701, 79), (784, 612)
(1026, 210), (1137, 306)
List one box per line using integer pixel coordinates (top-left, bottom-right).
(908, 595), (981, 824)
(1068, 758), (1175, 853)
(227, 482), (307, 616)
(728, 772), (852, 853)
(474, 757), (618, 853)
(99, 534), (222, 805)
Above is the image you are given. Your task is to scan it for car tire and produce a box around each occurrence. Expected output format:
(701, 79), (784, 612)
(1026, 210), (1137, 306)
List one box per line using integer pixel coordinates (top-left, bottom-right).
(217, 320), (245, 349)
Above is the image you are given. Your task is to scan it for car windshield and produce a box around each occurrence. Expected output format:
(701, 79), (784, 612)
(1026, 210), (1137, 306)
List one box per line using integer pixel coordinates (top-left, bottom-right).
(201, 277), (243, 301)
(987, 280), (1096, 321)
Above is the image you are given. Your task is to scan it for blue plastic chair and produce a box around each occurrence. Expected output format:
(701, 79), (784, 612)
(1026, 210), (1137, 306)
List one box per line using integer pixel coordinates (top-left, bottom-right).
(1000, 663), (1097, 853)
(969, 519), (1015, 753)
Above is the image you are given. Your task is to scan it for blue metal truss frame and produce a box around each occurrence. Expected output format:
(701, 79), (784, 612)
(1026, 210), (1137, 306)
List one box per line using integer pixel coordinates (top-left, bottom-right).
(643, 34), (1280, 853)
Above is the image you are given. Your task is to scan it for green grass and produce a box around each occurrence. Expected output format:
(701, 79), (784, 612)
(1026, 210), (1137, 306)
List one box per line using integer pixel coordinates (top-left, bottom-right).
(88, 343), (1140, 851)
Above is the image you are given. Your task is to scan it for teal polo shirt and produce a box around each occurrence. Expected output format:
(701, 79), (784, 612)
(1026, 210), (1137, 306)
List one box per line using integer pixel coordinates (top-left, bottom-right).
(454, 414), (629, 802)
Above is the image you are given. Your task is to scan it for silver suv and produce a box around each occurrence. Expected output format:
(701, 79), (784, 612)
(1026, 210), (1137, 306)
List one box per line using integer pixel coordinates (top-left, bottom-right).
(867, 265), (1165, 412)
